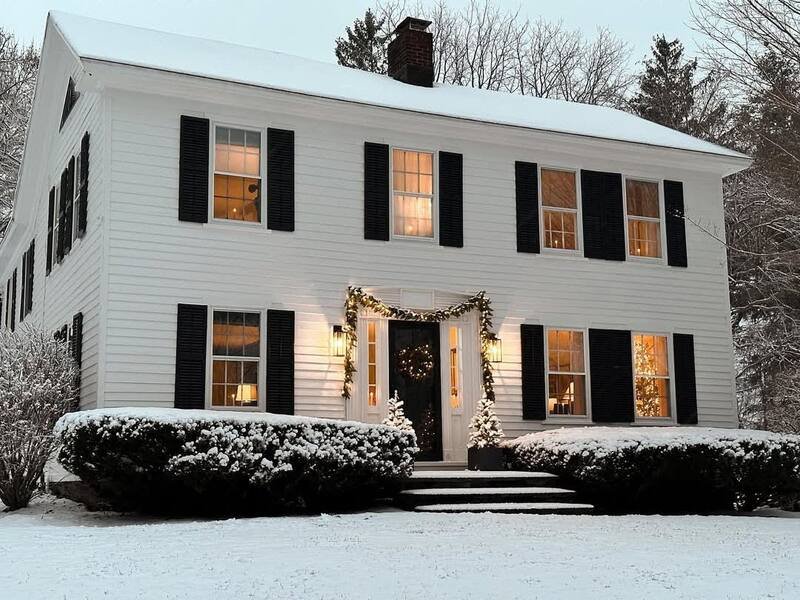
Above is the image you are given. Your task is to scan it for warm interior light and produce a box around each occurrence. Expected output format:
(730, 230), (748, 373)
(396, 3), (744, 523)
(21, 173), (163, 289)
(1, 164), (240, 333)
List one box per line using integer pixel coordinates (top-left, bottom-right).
(331, 325), (346, 357)
(235, 384), (257, 403)
(487, 337), (503, 362)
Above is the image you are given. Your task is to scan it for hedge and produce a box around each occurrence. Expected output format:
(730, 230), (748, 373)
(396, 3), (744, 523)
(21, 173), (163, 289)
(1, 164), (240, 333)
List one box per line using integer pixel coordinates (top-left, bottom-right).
(56, 408), (417, 515)
(506, 426), (800, 513)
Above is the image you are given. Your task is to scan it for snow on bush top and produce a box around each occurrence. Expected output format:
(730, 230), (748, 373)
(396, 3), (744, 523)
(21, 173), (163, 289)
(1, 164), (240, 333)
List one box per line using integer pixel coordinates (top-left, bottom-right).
(507, 426), (800, 455)
(55, 407), (403, 435)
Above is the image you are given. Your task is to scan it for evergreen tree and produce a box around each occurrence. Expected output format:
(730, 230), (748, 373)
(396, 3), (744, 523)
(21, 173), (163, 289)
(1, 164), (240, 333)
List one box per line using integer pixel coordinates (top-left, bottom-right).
(631, 35), (728, 142)
(334, 9), (388, 74)
(468, 396), (504, 448)
(382, 390), (414, 432)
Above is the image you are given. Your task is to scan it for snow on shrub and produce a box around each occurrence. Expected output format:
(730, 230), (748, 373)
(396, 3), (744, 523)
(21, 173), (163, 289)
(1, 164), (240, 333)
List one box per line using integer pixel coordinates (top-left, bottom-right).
(506, 427), (800, 512)
(0, 327), (77, 511)
(56, 408), (417, 514)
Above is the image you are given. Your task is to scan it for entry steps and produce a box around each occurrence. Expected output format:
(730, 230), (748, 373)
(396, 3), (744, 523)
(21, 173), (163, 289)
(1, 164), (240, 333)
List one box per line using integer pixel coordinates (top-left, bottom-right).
(398, 470), (593, 515)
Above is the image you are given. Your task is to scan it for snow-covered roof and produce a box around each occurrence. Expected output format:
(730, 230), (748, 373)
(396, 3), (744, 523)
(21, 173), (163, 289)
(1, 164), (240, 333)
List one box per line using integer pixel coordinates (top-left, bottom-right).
(50, 11), (746, 160)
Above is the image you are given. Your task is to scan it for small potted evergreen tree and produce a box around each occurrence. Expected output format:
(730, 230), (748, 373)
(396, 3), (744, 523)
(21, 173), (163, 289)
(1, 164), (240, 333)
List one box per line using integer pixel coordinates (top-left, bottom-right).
(382, 390), (415, 433)
(467, 395), (505, 470)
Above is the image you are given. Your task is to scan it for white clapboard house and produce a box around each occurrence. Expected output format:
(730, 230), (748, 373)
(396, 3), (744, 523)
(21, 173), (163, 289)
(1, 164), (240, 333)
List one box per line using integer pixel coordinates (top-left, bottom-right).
(0, 12), (750, 464)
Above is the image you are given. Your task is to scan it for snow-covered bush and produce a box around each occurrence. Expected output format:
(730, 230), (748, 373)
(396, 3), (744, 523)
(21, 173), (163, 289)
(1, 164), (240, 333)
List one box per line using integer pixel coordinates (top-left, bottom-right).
(56, 408), (417, 514)
(507, 427), (800, 512)
(0, 327), (77, 510)
(468, 396), (504, 448)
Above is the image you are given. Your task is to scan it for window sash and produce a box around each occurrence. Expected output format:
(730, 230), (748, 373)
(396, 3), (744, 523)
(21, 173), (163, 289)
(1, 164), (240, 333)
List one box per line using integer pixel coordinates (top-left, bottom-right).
(212, 125), (263, 224)
(546, 329), (587, 417)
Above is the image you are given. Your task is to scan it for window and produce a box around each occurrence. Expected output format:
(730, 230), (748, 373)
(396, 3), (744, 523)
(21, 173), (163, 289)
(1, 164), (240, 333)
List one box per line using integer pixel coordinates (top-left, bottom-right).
(213, 126), (262, 222)
(367, 321), (378, 407)
(633, 333), (671, 418)
(60, 78), (80, 130)
(547, 329), (587, 416)
(626, 179), (662, 258)
(541, 168), (578, 250)
(448, 326), (462, 409)
(73, 153), (81, 239)
(392, 149), (434, 238)
(211, 310), (261, 408)
(51, 183), (60, 268)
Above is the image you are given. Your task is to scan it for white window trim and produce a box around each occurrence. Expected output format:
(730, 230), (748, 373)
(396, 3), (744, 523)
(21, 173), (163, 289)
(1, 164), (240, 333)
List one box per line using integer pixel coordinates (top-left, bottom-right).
(539, 165), (583, 255)
(544, 326), (592, 423)
(622, 176), (667, 264)
(208, 121), (267, 228)
(630, 331), (677, 424)
(205, 306), (266, 412)
(389, 146), (438, 243)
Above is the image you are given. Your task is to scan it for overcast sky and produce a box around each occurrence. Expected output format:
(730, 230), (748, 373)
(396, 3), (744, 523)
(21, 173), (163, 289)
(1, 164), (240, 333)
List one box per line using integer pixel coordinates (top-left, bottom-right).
(4, 0), (701, 68)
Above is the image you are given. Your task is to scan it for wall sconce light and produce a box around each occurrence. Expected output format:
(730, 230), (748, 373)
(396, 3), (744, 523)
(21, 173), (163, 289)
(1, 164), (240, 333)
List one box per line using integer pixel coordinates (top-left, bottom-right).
(331, 325), (346, 357)
(487, 337), (503, 362)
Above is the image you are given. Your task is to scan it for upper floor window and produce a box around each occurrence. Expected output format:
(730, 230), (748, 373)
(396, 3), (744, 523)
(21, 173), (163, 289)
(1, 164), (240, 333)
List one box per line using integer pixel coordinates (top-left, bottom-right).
(214, 126), (261, 223)
(60, 78), (80, 130)
(211, 310), (261, 408)
(392, 149), (434, 238)
(51, 182), (61, 268)
(541, 168), (578, 251)
(547, 328), (587, 416)
(633, 333), (671, 418)
(626, 179), (662, 258)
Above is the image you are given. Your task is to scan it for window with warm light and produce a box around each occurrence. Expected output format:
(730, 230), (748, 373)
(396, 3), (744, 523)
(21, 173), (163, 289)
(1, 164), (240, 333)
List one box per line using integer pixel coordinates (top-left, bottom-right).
(633, 333), (671, 418)
(211, 310), (261, 408)
(367, 321), (378, 407)
(393, 149), (434, 238)
(547, 329), (587, 416)
(541, 168), (578, 250)
(449, 326), (462, 409)
(214, 126), (261, 222)
(626, 179), (661, 258)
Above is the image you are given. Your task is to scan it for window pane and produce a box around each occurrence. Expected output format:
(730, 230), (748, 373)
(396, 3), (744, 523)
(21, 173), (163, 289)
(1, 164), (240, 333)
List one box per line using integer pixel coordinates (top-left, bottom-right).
(548, 374), (586, 415)
(212, 384), (225, 406)
(626, 180), (659, 218)
(216, 126), (260, 179)
(214, 175), (261, 223)
(542, 169), (577, 209)
(242, 361), (258, 384)
(628, 219), (661, 258)
(543, 209), (577, 250)
(212, 311), (228, 355)
(212, 360), (225, 383)
(636, 377), (671, 417)
(243, 313), (261, 357)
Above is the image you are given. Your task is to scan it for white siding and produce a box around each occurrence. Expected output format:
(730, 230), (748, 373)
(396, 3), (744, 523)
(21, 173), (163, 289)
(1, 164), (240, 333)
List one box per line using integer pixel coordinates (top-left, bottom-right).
(101, 82), (737, 433)
(0, 29), (107, 410)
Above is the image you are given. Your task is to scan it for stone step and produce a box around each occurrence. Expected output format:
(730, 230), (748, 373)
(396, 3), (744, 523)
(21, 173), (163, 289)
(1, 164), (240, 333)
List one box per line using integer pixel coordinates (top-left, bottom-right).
(407, 470), (561, 489)
(397, 486), (578, 508)
(413, 501), (594, 515)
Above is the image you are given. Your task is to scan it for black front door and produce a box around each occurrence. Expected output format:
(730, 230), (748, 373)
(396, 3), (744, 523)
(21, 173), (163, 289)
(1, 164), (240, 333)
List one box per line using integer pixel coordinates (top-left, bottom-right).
(389, 320), (442, 461)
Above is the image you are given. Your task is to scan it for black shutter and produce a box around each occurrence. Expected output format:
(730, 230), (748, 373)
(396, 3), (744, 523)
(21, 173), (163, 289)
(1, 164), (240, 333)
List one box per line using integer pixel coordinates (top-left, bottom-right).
(267, 128), (295, 231)
(364, 142), (390, 240)
(174, 303), (208, 409)
(581, 170), (625, 261)
(70, 312), (84, 404)
(439, 151), (463, 248)
(179, 115), (210, 223)
(267, 309), (295, 415)
(57, 169), (67, 262)
(47, 187), (55, 274)
(674, 333), (698, 424)
(515, 161), (540, 253)
(520, 324), (546, 420)
(26, 239), (34, 315)
(589, 328), (634, 422)
(10, 269), (16, 332)
(63, 156), (75, 256)
(77, 132), (89, 238)
(19, 253), (26, 322)
(664, 180), (688, 267)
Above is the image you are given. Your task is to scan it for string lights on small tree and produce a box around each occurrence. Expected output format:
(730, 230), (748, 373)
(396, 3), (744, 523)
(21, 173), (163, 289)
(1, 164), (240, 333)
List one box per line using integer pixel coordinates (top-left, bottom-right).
(341, 286), (497, 402)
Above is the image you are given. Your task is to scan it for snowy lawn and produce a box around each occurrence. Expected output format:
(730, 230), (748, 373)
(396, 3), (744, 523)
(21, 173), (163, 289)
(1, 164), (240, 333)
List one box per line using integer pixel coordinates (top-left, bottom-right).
(1, 497), (799, 600)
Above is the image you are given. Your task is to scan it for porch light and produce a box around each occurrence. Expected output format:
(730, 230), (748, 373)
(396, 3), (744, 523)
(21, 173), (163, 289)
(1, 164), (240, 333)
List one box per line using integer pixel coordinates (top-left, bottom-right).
(330, 325), (346, 357)
(487, 337), (503, 362)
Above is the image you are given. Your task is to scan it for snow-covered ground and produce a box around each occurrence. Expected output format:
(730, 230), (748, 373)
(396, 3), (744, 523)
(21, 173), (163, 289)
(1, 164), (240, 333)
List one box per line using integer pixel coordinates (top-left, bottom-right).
(1, 497), (799, 599)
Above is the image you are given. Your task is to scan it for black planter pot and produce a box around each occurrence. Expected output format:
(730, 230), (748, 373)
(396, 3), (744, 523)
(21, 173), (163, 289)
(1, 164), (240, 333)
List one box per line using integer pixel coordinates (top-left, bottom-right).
(467, 446), (505, 471)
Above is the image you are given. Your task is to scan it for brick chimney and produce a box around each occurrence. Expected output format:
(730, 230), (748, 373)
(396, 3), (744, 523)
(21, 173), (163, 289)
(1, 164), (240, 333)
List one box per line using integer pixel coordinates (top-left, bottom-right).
(388, 17), (434, 87)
